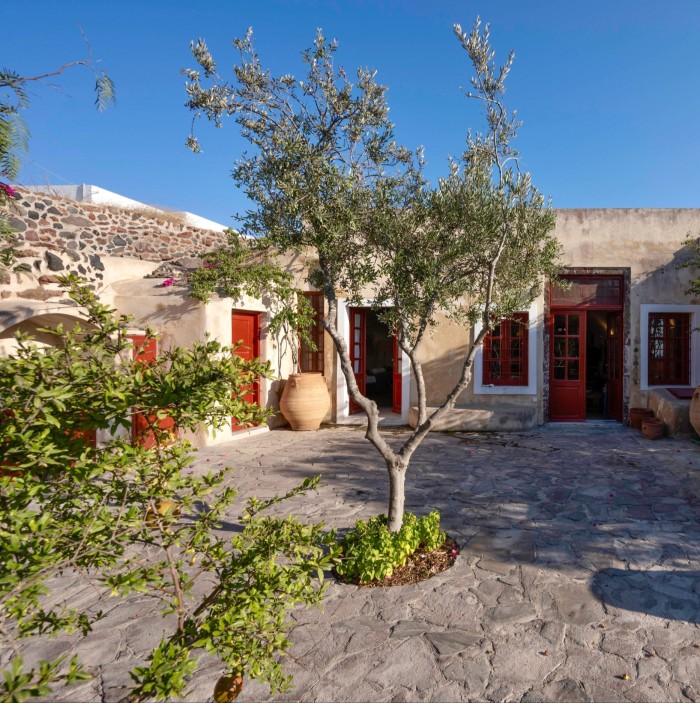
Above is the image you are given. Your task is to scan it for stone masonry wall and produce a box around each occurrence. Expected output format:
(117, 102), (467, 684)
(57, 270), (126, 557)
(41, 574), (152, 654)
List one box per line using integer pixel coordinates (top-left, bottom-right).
(3, 188), (230, 262)
(1, 188), (231, 301)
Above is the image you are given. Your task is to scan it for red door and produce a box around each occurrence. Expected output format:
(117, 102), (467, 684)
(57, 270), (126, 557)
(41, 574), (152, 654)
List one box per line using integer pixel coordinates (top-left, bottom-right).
(349, 308), (366, 415)
(606, 311), (623, 421)
(549, 311), (586, 421)
(129, 335), (177, 448)
(392, 336), (402, 414)
(232, 311), (261, 431)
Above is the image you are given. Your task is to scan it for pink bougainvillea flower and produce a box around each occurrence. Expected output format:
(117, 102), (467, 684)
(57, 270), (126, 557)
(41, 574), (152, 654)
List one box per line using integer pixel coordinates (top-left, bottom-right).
(161, 277), (176, 287)
(0, 182), (17, 198)
(203, 262), (213, 269)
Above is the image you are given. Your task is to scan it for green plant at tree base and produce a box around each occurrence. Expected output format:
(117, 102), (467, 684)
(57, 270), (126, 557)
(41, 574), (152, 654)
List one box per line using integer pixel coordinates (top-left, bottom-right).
(336, 511), (445, 584)
(0, 277), (339, 703)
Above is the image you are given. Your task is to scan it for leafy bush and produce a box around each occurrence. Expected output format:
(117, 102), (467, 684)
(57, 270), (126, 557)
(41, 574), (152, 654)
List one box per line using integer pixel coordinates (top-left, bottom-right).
(336, 511), (446, 584)
(0, 277), (339, 702)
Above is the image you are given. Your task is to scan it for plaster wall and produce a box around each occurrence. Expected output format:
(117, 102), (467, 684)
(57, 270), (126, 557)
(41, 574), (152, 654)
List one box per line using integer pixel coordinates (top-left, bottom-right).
(554, 209), (700, 409)
(1, 187), (292, 446)
(110, 281), (294, 446)
(413, 311), (470, 406)
(396, 208), (700, 426)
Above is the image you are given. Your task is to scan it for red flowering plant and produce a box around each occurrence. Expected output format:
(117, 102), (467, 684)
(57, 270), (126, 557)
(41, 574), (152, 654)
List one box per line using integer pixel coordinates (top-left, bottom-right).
(0, 183), (17, 201)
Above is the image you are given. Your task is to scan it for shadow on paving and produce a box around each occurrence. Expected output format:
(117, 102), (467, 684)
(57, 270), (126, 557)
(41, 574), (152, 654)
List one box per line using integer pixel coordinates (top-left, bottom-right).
(592, 568), (700, 623)
(251, 425), (700, 622)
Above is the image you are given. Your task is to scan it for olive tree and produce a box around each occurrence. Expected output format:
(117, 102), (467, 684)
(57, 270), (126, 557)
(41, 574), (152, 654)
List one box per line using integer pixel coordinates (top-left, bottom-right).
(183, 18), (560, 532)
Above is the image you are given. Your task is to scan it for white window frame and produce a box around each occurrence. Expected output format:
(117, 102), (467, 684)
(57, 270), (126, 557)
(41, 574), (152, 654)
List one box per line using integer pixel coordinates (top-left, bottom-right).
(640, 304), (700, 390)
(474, 300), (538, 395)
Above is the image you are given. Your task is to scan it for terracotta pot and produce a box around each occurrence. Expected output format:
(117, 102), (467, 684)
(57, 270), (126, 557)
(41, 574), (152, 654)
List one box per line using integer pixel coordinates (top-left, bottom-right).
(279, 373), (330, 431)
(690, 387), (700, 436)
(213, 674), (243, 703)
(641, 417), (664, 440)
(145, 499), (181, 526)
(629, 407), (653, 429)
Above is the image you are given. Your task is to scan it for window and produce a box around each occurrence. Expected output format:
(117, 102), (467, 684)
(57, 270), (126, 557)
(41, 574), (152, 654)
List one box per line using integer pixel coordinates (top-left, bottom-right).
(551, 275), (623, 308)
(482, 313), (529, 386)
(299, 292), (324, 373)
(648, 312), (690, 385)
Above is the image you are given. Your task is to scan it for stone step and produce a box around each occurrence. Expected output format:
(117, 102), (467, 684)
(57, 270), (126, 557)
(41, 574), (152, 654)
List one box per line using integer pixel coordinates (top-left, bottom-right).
(409, 403), (537, 432)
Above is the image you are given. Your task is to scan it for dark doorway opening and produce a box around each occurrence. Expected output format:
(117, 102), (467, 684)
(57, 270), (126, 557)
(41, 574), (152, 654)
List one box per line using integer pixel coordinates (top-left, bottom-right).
(364, 310), (394, 409)
(586, 311), (607, 418)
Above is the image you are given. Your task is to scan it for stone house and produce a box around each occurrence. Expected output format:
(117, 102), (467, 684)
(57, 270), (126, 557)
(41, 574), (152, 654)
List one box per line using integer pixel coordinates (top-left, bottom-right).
(2, 186), (700, 442)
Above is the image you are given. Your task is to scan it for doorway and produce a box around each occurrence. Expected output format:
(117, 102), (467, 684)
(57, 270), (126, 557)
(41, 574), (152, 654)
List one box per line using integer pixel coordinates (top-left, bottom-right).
(349, 308), (402, 415)
(549, 275), (624, 422)
(584, 310), (622, 419)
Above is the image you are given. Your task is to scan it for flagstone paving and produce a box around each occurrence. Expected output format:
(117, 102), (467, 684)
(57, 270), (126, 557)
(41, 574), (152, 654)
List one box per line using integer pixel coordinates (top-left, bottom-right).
(8, 422), (700, 702)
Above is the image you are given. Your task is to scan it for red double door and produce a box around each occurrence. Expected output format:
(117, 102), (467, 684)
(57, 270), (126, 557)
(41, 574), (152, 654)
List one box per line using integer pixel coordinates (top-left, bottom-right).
(549, 310), (622, 422)
(349, 308), (402, 415)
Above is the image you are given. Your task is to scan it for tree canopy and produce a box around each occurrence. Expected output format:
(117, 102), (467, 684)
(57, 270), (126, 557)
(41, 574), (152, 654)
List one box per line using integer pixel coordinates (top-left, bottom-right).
(184, 18), (561, 531)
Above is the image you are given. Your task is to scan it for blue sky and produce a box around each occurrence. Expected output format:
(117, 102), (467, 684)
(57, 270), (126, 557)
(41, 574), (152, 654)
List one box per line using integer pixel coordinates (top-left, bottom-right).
(4, 0), (700, 227)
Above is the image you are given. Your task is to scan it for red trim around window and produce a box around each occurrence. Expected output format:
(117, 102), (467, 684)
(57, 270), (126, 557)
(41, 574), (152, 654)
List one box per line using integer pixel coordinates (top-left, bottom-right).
(482, 313), (529, 386)
(648, 312), (690, 386)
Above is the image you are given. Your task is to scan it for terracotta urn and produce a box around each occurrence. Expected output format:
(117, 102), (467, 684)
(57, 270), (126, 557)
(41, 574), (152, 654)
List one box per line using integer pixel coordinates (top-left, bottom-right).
(213, 674), (243, 703)
(690, 387), (700, 436)
(279, 372), (330, 431)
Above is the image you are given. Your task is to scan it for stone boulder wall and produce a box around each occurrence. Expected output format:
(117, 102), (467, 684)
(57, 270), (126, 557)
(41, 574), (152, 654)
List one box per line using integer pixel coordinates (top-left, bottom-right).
(3, 189), (229, 260)
(1, 188), (230, 300)
(0, 247), (108, 301)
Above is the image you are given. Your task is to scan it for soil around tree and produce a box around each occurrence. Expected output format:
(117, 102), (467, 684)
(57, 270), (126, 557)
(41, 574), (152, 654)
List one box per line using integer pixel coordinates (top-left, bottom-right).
(335, 537), (460, 588)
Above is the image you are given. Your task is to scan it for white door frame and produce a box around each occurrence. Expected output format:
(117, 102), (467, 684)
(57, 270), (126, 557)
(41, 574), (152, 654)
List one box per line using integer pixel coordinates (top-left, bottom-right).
(335, 298), (410, 422)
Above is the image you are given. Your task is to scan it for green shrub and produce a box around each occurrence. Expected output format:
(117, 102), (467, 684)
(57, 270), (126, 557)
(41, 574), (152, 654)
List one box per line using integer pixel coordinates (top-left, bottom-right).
(0, 277), (339, 702)
(336, 511), (446, 584)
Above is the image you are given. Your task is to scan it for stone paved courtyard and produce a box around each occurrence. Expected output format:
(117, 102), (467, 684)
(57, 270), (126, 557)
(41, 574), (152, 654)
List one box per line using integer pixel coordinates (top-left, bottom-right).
(8, 422), (700, 702)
